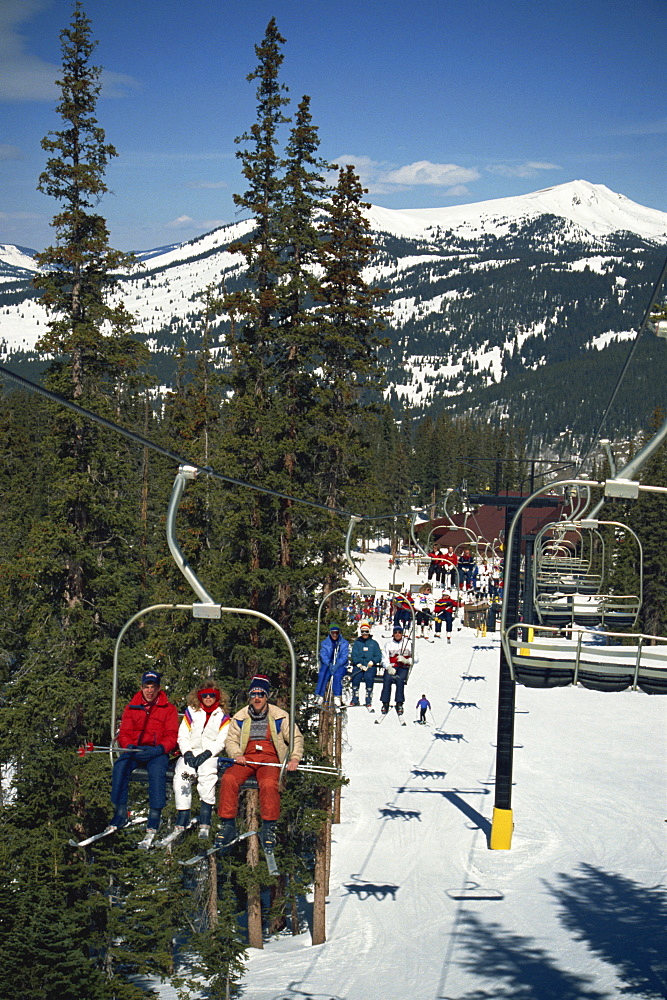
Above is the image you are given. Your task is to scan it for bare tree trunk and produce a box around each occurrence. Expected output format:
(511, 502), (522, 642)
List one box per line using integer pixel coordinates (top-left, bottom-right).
(246, 789), (263, 949)
(207, 853), (218, 929)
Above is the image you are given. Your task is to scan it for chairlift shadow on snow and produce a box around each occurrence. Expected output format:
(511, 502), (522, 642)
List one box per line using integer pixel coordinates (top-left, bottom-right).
(432, 731), (467, 742)
(411, 767), (448, 779)
(449, 700), (479, 709)
(440, 789), (492, 840)
(342, 876), (399, 901)
(446, 880), (504, 901)
(283, 983), (346, 1000)
(461, 674), (486, 681)
(378, 805), (422, 821)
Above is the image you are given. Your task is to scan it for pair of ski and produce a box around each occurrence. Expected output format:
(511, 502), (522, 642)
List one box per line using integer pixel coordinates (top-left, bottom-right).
(180, 830), (279, 875)
(69, 814), (146, 848)
(70, 823), (278, 874)
(375, 706), (406, 727)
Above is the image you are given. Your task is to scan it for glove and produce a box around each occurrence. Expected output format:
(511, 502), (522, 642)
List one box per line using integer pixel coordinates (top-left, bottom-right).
(183, 751), (197, 768)
(193, 750), (212, 769)
(387, 666), (396, 676)
(126, 744), (137, 750)
(141, 745), (164, 758)
(355, 663), (363, 669)
(367, 661), (374, 667)
(347, 663), (354, 673)
(397, 654), (411, 665)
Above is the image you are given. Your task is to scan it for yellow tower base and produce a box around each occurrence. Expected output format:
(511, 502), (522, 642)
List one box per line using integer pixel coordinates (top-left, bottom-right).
(490, 807), (514, 849)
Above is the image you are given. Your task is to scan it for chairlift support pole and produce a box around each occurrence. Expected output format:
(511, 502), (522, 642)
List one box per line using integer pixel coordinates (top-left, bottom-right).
(484, 492), (559, 850)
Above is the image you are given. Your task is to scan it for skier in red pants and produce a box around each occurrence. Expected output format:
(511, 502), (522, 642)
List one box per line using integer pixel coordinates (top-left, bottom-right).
(217, 675), (303, 855)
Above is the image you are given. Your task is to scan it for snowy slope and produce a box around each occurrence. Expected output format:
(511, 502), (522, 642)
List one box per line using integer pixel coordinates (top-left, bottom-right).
(238, 550), (667, 1000)
(367, 180), (667, 242)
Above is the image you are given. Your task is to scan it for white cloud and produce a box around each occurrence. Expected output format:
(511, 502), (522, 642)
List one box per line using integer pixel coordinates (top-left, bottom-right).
(382, 160), (480, 187)
(187, 180), (228, 190)
(0, 210), (40, 220)
(331, 155), (481, 195)
(0, 144), (23, 161)
(0, 0), (138, 101)
(164, 215), (228, 233)
(166, 215), (195, 229)
(0, 0), (58, 101)
(486, 161), (562, 178)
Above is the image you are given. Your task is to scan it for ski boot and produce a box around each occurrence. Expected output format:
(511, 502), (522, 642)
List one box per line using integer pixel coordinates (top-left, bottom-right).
(380, 703), (389, 715)
(198, 802), (213, 839)
(395, 703), (404, 716)
(107, 808), (128, 834)
(260, 820), (277, 853)
(214, 818), (237, 852)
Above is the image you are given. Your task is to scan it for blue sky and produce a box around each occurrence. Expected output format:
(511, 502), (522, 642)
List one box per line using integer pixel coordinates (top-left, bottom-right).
(1, 0), (665, 251)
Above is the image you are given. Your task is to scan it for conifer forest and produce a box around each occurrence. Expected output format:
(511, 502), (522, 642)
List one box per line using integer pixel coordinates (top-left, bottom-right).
(1, 5), (666, 999)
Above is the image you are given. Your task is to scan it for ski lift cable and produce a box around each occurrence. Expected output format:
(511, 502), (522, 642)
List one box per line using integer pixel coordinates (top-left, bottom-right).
(0, 363), (422, 524)
(575, 255), (667, 476)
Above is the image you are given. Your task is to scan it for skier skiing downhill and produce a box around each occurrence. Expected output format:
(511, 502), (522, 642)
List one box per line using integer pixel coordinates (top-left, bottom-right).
(315, 624), (350, 708)
(380, 626), (419, 717)
(350, 621), (383, 709)
(168, 681), (231, 844)
(416, 694), (431, 724)
(107, 670), (179, 848)
(217, 675), (303, 858)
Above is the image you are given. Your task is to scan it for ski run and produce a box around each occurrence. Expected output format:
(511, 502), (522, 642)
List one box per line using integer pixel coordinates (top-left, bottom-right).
(219, 549), (667, 1000)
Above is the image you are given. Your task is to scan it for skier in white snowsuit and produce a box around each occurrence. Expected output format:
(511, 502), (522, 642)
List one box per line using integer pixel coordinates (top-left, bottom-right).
(380, 626), (419, 716)
(172, 682), (230, 840)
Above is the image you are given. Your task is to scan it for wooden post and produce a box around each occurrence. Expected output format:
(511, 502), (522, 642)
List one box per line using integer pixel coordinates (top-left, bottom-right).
(311, 787), (331, 945)
(333, 712), (342, 824)
(245, 788), (263, 949)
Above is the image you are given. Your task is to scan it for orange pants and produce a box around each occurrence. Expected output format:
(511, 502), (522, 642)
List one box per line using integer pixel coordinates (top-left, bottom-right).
(218, 748), (281, 821)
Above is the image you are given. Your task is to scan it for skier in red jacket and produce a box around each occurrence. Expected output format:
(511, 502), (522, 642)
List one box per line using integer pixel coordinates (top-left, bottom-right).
(107, 670), (179, 848)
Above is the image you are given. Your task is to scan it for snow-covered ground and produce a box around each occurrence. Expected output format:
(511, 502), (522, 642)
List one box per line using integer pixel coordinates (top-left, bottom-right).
(240, 550), (667, 1000)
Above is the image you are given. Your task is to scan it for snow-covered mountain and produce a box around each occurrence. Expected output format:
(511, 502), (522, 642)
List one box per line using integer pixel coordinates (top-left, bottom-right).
(366, 179), (667, 242)
(1, 180), (666, 449)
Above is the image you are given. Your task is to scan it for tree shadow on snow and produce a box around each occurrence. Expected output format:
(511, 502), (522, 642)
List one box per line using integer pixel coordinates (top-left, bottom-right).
(545, 863), (667, 998)
(439, 911), (609, 999)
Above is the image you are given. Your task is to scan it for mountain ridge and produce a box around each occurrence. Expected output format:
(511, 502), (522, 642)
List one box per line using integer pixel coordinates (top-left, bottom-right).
(1, 180), (666, 453)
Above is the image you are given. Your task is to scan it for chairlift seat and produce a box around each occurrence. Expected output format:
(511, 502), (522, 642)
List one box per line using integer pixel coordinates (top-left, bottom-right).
(535, 592), (641, 630)
(217, 756), (259, 790)
(504, 625), (667, 695)
(128, 757), (178, 785)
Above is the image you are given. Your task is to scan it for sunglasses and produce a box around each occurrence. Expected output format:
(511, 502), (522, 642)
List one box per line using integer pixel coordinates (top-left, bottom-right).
(200, 692), (217, 699)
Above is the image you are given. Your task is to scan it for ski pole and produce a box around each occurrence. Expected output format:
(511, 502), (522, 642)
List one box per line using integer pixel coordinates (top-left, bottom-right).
(221, 756), (341, 776)
(77, 743), (148, 756)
